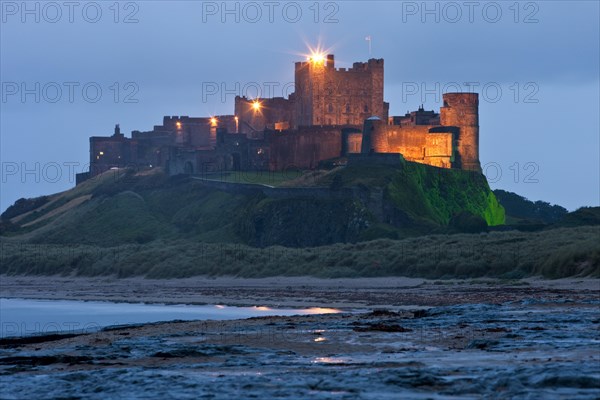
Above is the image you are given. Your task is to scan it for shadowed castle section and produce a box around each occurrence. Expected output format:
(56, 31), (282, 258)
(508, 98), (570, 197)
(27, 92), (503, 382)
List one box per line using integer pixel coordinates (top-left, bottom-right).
(77, 54), (481, 185)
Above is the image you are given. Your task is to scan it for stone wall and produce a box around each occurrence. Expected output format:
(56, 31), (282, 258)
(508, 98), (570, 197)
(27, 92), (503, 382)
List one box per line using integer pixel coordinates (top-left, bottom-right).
(363, 121), (454, 169)
(268, 127), (342, 170)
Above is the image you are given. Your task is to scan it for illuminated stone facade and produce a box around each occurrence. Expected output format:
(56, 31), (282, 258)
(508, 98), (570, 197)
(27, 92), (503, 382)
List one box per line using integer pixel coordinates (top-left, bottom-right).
(79, 53), (481, 184)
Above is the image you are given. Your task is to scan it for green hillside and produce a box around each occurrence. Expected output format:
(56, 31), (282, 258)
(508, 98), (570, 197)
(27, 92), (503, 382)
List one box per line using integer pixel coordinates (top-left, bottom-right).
(1, 163), (505, 247)
(1, 165), (598, 279)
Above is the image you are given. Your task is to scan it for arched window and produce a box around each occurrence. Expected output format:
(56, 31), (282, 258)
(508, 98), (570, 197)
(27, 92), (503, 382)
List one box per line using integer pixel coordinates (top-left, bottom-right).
(328, 104), (334, 113)
(345, 104), (351, 113)
(364, 104), (369, 113)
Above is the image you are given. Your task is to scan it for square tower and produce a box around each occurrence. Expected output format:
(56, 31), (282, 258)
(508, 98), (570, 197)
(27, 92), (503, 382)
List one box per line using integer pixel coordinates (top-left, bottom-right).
(293, 55), (385, 128)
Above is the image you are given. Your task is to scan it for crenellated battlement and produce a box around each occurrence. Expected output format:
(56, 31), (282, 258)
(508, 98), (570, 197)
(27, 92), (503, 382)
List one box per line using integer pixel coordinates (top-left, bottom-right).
(295, 55), (383, 73)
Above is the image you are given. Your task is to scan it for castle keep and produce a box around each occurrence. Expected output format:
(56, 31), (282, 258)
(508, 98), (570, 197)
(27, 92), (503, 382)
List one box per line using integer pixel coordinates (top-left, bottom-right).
(77, 53), (481, 184)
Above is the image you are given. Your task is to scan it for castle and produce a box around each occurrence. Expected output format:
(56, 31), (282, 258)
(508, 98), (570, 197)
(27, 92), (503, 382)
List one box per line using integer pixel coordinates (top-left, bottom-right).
(76, 52), (481, 184)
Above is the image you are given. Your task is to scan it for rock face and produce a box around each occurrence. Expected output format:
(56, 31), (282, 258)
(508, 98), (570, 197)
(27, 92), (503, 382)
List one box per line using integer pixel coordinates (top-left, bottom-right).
(239, 197), (372, 247)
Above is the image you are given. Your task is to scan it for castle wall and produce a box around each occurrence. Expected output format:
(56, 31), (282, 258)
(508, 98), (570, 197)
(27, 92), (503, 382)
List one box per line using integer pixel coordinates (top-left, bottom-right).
(89, 135), (132, 176)
(424, 133), (453, 168)
(268, 127), (342, 170)
(365, 122), (454, 168)
(160, 115), (236, 148)
(168, 129), (272, 175)
(385, 126), (431, 160)
(90, 133), (168, 177)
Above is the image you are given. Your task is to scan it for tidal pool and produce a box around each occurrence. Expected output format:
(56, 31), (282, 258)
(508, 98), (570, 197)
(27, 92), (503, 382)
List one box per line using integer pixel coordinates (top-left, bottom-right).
(0, 298), (340, 338)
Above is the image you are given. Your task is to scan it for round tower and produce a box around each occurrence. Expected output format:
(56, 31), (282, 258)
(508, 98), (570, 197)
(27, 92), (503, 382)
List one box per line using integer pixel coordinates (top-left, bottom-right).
(361, 116), (387, 153)
(440, 93), (481, 172)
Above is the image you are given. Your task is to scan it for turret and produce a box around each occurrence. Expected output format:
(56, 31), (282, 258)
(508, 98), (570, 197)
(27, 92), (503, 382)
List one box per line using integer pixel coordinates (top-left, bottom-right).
(361, 116), (387, 154)
(113, 124), (123, 138)
(440, 93), (481, 172)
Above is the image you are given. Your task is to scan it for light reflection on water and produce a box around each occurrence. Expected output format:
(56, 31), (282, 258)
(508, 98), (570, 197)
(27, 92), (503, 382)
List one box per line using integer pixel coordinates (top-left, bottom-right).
(0, 298), (340, 338)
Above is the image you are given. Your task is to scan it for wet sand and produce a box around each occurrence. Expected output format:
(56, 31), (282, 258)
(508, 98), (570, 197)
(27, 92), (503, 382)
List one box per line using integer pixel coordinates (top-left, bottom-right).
(1, 275), (598, 308)
(0, 276), (598, 398)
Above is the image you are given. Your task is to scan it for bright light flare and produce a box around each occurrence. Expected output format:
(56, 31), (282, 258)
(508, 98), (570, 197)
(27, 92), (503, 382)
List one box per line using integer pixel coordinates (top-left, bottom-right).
(252, 100), (262, 111)
(210, 117), (217, 125)
(300, 42), (334, 65)
(308, 51), (326, 64)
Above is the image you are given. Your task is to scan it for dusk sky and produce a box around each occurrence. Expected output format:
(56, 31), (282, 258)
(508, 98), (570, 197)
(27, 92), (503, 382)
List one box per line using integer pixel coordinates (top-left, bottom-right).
(1, 1), (598, 212)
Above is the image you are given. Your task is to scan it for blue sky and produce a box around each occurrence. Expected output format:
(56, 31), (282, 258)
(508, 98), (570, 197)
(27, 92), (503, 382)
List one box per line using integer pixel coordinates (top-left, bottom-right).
(1, 1), (599, 211)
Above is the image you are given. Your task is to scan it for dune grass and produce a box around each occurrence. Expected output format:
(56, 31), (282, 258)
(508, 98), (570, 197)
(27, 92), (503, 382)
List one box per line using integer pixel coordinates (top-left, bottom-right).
(1, 225), (598, 279)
